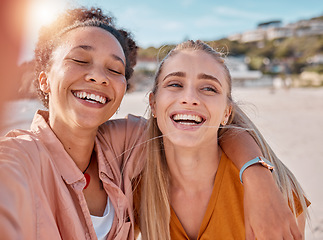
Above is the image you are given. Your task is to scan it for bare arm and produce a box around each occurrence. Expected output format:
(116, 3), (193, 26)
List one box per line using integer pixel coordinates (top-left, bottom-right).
(220, 130), (262, 170)
(220, 131), (303, 240)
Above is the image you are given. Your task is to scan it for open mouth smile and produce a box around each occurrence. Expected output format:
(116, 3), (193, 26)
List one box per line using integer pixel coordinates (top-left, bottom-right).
(72, 90), (109, 105)
(171, 113), (205, 126)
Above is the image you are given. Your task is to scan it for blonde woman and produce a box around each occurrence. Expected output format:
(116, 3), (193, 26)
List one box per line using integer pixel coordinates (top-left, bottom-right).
(138, 40), (309, 239)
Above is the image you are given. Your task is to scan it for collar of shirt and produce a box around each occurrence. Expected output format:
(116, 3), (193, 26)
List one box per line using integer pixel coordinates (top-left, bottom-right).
(30, 110), (116, 190)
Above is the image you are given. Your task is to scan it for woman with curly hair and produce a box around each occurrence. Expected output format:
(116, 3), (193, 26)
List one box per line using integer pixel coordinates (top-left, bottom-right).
(0, 7), (144, 240)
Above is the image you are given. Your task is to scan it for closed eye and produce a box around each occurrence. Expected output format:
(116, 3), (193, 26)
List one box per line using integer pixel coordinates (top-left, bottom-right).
(72, 59), (88, 64)
(109, 69), (123, 75)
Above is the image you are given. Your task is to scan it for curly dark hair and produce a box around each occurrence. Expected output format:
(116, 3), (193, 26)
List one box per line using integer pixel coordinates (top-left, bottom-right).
(34, 7), (138, 108)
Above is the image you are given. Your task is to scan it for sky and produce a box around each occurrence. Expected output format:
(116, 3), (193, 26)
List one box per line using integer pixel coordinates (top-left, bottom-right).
(20, 0), (323, 62)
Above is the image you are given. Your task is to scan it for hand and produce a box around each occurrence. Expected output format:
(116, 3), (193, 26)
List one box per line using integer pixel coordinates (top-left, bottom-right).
(243, 166), (303, 240)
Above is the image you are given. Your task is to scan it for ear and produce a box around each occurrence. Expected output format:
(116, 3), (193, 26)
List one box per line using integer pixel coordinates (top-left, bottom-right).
(149, 92), (156, 117)
(222, 105), (232, 124)
(39, 71), (50, 93)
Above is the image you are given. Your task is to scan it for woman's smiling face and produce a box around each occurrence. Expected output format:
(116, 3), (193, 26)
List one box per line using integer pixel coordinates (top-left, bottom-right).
(150, 49), (232, 149)
(39, 26), (127, 131)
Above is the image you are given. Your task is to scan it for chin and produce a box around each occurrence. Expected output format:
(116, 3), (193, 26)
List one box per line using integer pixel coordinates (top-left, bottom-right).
(74, 117), (103, 130)
(166, 136), (202, 149)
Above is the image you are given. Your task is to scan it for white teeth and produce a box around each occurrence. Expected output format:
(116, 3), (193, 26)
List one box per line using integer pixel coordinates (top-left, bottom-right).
(173, 114), (202, 123)
(73, 91), (107, 104)
(178, 121), (196, 125)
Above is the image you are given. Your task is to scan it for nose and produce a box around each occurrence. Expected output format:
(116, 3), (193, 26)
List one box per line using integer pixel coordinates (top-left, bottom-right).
(85, 66), (109, 85)
(180, 86), (200, 106)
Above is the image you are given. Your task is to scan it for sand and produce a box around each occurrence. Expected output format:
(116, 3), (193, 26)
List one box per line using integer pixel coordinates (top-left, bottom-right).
(1, 87), (322, 239)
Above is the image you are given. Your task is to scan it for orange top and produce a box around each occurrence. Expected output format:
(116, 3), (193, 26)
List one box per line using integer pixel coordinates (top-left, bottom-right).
(170, 153), (245, 239)
(170, 153), (309, 240)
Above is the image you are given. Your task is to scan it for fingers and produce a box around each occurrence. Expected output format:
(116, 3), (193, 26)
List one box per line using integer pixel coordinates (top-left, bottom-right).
(292, 213), (305, 240)
(245, 220), (255, 240)
(242, 166), (306, 240)
(250, 217), (302, 240)
(281, 211), (303, 240)
(282, 222), (300, 240)
(290, 217), (303, 240)
(253, 214), (302, 240)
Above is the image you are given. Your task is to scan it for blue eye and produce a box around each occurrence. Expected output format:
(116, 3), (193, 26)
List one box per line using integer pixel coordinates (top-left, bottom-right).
(202, 86), (217, 93)
(168, 83), (182, 88)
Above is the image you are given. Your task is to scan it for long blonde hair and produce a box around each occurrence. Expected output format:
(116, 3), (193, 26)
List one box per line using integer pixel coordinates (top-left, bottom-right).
(139, 40), (308, 240)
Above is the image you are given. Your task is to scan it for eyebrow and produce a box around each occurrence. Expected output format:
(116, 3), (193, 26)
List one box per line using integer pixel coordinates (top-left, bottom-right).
(72, 45), (93, 51)
(70, 45), (125, 66)
(198, 73), (222, 87)
(111, 54), (125, 66)
(163, 71), (223, 87)
(162, 72), (186, 81)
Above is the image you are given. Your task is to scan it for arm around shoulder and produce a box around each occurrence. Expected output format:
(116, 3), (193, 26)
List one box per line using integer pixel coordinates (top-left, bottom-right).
(219, 130), (263, 170)
(0, 141), (36, 239)
(219, 130), (306, 240)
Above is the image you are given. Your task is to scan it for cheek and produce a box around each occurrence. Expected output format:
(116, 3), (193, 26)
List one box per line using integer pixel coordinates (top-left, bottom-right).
(207, 97), (228, 115)
(154, 94), (168, 115)
(114, 79), (127, 99)
(48, 65), (70, 86)
(155, 110), (167, 136)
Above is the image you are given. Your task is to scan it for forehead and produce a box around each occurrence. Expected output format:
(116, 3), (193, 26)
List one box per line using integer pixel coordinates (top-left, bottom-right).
(54, 26), (125, 60)
(161, 50), (228, 84)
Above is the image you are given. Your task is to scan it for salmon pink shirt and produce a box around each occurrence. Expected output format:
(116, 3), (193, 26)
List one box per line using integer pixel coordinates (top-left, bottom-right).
(0, 110), (146, 240)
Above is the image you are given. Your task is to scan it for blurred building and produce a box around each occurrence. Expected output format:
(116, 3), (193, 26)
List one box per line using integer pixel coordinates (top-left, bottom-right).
(226, 56), (265, 87)
(228, 16), (323, 43)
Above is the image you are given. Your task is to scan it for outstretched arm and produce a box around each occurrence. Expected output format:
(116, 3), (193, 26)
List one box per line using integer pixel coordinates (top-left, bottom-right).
(0, 154), (36, 239)
(220, 131), (303, 240)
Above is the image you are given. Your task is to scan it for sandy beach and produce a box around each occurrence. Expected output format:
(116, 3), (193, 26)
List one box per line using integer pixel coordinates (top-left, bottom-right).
(1, 87), (322, 239)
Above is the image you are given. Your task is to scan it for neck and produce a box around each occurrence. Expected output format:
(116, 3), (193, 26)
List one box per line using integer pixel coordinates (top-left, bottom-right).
(49, 117), (97, 172)
(164, 140), (221, 194)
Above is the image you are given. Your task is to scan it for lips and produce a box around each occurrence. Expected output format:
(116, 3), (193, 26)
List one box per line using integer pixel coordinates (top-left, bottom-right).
(171, 113), (205, 125)
(72, 90), (110, 105)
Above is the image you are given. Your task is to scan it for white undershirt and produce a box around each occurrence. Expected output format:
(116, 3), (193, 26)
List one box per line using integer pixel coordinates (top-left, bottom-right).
(90, 197), (115, 240)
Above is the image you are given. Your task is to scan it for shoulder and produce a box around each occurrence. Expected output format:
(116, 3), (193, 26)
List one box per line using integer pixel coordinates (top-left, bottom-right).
(99, 114), (147, 139)
(218, 152), (242, 189)
(2, 129), (38, 150)
(0, 130), (45, 171)
(2, 127), (42, 149)
(0, 132), (39, 195)
(100, 114), (146, 130)
(97, 115), (147, 178)
(221, 153), (239, 173)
